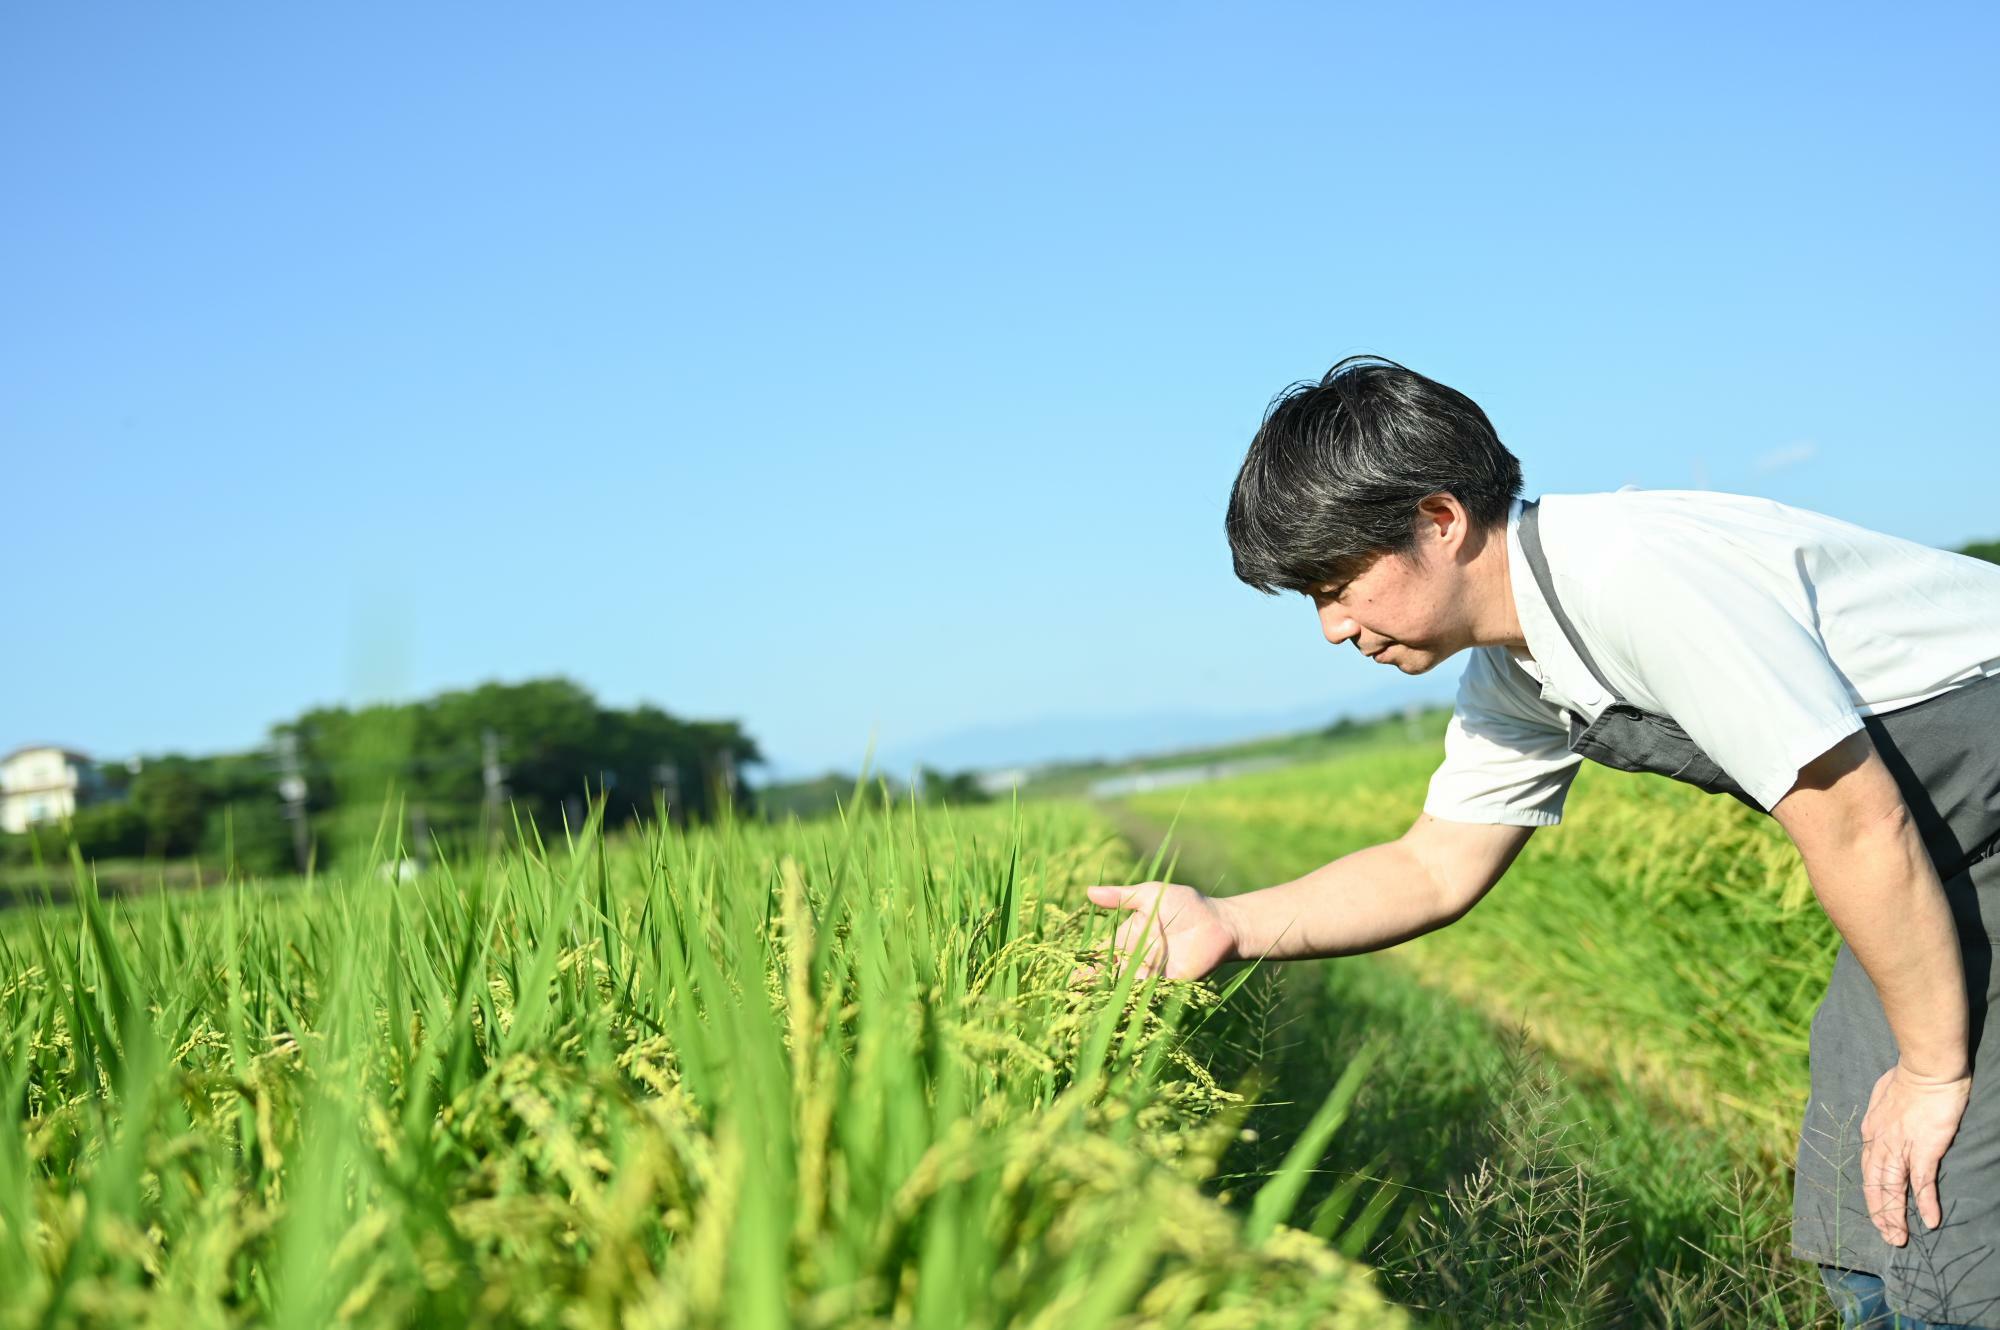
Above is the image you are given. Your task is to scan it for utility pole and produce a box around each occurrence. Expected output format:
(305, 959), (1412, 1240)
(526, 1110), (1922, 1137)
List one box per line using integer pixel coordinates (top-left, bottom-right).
(654, 760), (680, 827)
(275, 729), (311, 873)
(481, 729), (508, 835)
(410, 804), (431, 870)
(714, 748), (737, 811)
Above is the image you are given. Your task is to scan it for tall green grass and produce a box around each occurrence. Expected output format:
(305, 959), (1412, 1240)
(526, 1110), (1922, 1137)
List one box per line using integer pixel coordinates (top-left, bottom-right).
(1124, 740), (1833, 1150)
(1117, 738), (1843, 1326)
(0, 794), (1404, 1328)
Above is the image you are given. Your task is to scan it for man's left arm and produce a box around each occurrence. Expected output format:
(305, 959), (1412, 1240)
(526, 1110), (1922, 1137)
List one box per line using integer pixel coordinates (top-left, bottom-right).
(1773, 729), (1972, 1248)
(1583, 531), (1974, 1249)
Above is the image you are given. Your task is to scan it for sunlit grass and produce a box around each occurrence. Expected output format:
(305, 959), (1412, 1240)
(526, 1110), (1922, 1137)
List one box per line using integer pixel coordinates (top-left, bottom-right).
(1120, 740), (1841, 1325)
(1125, 743), (1834, 1151)
(0, 793), (1404, 1329)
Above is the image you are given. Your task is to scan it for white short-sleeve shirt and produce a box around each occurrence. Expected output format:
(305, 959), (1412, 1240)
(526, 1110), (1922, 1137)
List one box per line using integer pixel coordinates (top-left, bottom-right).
(1423, 489), (2000, 825)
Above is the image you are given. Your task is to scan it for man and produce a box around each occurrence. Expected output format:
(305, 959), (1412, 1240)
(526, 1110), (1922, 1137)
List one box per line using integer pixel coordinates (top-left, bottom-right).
(1075, 356), (2000, 1327)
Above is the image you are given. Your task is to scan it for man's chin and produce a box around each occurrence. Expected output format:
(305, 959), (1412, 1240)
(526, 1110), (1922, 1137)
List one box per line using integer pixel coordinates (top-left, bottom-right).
(1395, 643), (1465, 674)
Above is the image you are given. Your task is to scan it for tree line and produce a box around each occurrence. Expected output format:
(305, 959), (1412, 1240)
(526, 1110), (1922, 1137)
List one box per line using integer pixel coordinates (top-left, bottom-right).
(1, 677), (761, 876)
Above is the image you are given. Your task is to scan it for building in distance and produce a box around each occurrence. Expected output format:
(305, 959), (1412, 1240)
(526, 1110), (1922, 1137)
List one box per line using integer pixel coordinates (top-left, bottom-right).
(0, 745), (103, 833)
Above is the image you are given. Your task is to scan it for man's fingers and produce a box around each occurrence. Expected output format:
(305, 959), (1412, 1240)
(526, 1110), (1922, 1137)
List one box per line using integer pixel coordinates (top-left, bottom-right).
(1855, 1065), (1969, 1244)
(1085, 883), (1172, 916)
(1076, 883), (1181, 986)
(1071, 912), (1170, 987)
(1912, 1158), (1943, 1229)
(1864, 1142), (1909, 1244)
(1109, 919), (1165, 965)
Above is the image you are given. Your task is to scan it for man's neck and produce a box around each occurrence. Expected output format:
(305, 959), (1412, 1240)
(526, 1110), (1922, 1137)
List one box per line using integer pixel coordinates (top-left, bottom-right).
(1469, 515), (1529, 652)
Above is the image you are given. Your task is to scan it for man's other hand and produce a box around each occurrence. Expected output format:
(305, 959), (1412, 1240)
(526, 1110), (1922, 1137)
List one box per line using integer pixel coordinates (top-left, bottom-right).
(1863, 1060), (1973, 1246)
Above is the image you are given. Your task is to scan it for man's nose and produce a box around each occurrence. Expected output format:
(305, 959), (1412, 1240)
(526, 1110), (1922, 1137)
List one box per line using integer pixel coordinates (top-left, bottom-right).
(1319, 606), (1359, 646)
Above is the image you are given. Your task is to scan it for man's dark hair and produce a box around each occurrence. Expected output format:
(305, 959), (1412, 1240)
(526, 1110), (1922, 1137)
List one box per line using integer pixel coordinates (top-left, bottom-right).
(1225, 355), (1523, 596)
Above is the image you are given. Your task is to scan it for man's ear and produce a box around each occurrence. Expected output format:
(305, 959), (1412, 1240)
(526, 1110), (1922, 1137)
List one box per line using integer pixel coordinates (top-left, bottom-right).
(1417, 491), (1469, 550)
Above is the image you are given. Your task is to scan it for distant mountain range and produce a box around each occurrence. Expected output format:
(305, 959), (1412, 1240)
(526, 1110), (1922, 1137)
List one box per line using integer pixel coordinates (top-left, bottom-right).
(763, 675), (1458, 784)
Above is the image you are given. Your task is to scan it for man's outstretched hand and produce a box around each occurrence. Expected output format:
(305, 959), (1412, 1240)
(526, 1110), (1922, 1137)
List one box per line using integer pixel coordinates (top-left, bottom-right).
(1070, 881), (1242, 986)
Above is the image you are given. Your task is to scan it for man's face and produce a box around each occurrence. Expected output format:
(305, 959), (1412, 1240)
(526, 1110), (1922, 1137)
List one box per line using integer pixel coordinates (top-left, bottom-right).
(1308, 537), (1466, 675)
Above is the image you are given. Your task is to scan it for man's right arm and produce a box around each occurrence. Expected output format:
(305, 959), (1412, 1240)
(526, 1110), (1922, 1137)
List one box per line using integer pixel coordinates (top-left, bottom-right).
(1214, 812), (1536, 963)
(1209, 646), (1570, 965)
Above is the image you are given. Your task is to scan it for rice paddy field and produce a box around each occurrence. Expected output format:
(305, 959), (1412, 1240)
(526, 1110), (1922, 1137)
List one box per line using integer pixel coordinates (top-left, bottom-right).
(1, 727), (1851, 1328)
(1112, 728), (1843, 1327)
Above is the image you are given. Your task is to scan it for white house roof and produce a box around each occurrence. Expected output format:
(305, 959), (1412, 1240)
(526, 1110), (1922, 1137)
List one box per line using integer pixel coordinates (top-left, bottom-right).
(0, 744), (92, 765)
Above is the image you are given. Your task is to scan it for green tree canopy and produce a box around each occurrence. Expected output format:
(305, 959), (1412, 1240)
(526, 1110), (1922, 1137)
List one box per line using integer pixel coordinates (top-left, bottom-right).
(277, 676), (763, 848)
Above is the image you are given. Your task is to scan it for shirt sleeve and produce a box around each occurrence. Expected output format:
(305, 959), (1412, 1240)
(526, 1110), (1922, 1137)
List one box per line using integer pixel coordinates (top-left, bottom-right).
(1423, 646), (1586, 826)
(1579, 528), (1866, 813)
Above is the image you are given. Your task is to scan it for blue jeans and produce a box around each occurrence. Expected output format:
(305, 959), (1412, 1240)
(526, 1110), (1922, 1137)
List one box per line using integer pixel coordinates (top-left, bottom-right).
(1820, 1265), (1990, 1329)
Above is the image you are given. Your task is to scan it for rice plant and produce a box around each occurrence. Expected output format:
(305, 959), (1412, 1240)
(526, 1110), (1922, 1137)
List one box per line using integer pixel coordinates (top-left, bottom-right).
(1117, 739), (1844, 1327)
(0, 791), (1404, 1328)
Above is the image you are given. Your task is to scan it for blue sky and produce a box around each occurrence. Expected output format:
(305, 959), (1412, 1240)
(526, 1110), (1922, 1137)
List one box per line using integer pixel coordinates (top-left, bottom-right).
(6, 2), (1996, 781)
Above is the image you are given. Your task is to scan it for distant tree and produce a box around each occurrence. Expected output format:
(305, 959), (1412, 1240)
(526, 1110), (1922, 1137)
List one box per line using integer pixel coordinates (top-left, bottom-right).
(755, 772), (904, 821)
(130, 757), (210, 857)
(420, 678), (601, 833)
(200, 750), (282, 805)
(90, 760), (136, 801)
(50, 677), (767, 869)
(200, 800), (296, 877)
(917, 766), (993, 806)
(1960, 538), (2000, 566)
(7, 803), (149, 864)
(275, 677), (768, 843)
(678, 719), (764, 822)
(68, 803), (149, 859)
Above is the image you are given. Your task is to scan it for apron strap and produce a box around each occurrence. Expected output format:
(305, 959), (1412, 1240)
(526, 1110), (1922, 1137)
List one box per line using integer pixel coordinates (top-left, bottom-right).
(1517, 498), (1625, 702)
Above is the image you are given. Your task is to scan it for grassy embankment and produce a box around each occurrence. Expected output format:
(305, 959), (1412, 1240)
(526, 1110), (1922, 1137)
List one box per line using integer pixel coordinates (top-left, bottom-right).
(0, 795), (1410, 1329)
(1108, 731), (1842, 1326)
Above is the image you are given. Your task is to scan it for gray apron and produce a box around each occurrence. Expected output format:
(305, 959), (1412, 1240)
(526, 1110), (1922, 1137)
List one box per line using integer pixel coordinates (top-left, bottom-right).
(1518, 498), (2000, 1326)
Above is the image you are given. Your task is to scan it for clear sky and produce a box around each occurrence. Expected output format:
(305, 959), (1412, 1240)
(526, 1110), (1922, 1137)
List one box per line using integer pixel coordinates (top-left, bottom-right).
(6, 2), (1996, 781)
